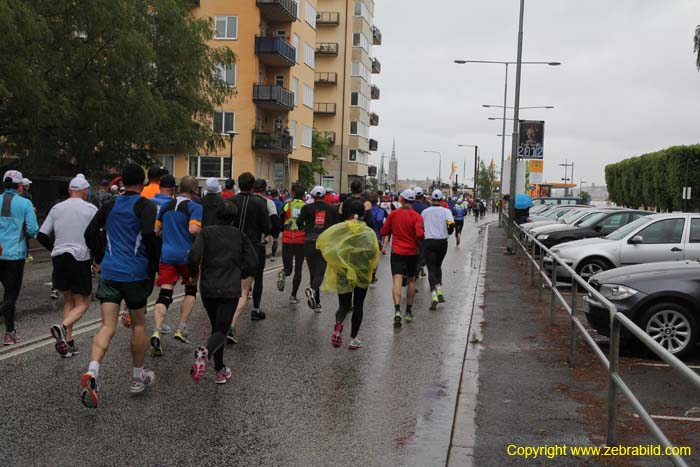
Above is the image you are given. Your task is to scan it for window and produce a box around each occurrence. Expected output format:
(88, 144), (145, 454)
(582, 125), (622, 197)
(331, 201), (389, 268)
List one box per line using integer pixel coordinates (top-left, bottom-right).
(637, 219), (685, 244)
(350, 92), (369, 110)
(155, 155), (175, 175)
(295, 0), (301, 19)
(322, 176), (334, 189)
(189, 156), (231, 178)
(349, 121), (369, 139)
(214, 63), (236, 87)
(256, 158), (263, 178)
(290, 120), (297, 148)
(275, 74), (285, 87)
(351, 61), (370, 81)
(353, 1), (370, 23)
(304, 42), (315, 68)
(212, 111), (235, 134)
(349, 149), (357, 162)
(291, 77), (299, 106)
(301, 125), (312, 148)
(302, 83), (313, 108)
(215, 16), (238, 39)
(689, 219), (700, 243)
(598, 213), (627, 232)
(276, 30), (286, 38)
(352, 33), (371, 53)
(293, 34), (300, 63)
(305, 1), (316, 28)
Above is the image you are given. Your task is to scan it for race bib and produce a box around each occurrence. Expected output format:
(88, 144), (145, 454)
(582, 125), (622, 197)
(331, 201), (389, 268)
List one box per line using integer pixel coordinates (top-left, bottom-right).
(292, 208), (301, 218)
(314, 210), (326, 225)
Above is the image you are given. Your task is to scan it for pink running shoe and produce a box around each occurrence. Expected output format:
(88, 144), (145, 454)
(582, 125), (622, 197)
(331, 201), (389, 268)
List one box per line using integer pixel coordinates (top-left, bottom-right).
(3, 331), (20, 345)
(331, 323), (343, 348)
(215, 367), (232, 385)
(190, 347), (208, 382)
(50, 324), (68, 356)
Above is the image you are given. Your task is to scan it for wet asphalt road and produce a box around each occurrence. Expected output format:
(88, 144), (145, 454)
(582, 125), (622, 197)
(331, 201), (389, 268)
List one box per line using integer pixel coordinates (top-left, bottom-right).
(0, 217), (492, 467)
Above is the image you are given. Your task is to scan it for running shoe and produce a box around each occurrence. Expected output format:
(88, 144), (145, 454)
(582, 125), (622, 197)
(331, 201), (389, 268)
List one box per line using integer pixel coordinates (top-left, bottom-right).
(393, 312), (402, 327)
(65, 341), (79, 358)
(251, 309), (266, 321)
(404, 311), (414, 322)
(289, 295), (300, 305)
(129, 369), (156, 394)
(305, 287), (316, 310)
(331, 323), (343, 348)
(456, 235), (461, 246)
(420, 268), (427, 278)
(190, 346), (208, 383)
(437, 289), (445, 303)
(226, 326), (238, 344)
(25, 255), (33, 263)
(174, 328), (191, 344)
(215, 367), (232, 385)
(277, 270), (286, 292)
(429, 299), (438, 311)
(158, 324), (172, 334)
(120, 310), (131, 328)
(80, 370), (99, 409)
(50, 324), (69, 356)
(314, 304), (322, 314)
(349, 338), (362, 350)
(3, 331), (20, 345)
(49, 289), (59, 300)
(150, 331), (163, 357)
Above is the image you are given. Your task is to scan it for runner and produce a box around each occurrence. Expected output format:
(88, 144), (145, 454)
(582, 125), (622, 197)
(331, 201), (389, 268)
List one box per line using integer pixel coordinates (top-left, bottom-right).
(149, 174), (176, 212)
(317, 200), (380, 350)
(188, 200), (258, 384)
(82, 163), (160, 408)
(339, 179), (373, 228)
(452, 197), (467, 246)
(412, 187), (428, 214)
(277, 182), (307, 304)
(227, 173), (270, 343)
(38, 174), (98, 357)
(380, 189), (424, 326)
(150, 176), (203, 356)
(269, 189), (284, 261)
(141, 165), (164, 199)
(200, 177), (225, 228)
(473, 199), (481, 222)
(367, 192), (386, 284)
(422, 190), (455, 310)
(251, 179), (280, 314)
(221, 178), (236, 199)
(297, 186), (337, 312)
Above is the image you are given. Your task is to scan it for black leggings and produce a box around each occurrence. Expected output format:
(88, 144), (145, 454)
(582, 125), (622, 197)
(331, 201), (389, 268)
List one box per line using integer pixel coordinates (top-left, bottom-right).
(424, 239), (448, 291)
(202, 297), (238, 371)
(336, 286), (368, 338)
(283, 243), (304, 296)
(304, 242), (327, 303)
(0, 260), (25, 332)
(455, 220), (464, 235)
(253, 245), (266, 309)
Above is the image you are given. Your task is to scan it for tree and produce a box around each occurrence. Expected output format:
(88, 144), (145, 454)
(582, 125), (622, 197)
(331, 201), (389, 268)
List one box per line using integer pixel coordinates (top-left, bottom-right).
(0, 0), (235, 175)
(695, 25), (700, 71)
(298, 131), (333, 190)
(476, 160), (496, 199)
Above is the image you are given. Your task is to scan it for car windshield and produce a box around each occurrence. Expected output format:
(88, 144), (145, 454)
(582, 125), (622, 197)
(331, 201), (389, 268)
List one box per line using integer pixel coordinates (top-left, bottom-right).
(605, 216), (653, 240)
(563, 209), (591, 223)
(560, 209), (583, 222)
(545, 208), (568, 218)
(578, 212), (610, 228)
(573, 211), (599, 225)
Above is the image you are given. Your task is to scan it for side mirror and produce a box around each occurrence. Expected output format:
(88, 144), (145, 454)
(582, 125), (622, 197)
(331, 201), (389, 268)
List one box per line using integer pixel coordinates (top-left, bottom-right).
(629, 235), (643, 245)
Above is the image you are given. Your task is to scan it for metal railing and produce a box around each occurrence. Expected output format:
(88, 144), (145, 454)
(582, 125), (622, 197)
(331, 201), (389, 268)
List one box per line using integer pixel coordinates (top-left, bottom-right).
(315, 42), (339, 55)
(505, 215), (700, 467)
(252, 84), (294, 110)
(254, 36), (296, 65)
(316, 11), (340, 25)
(313, 102), (336, 115)
(314, 72), (337, 85)
(256, 0), (298, 20)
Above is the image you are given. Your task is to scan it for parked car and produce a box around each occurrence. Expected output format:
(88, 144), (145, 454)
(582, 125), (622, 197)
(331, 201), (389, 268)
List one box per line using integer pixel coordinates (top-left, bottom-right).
(527, 209), (603, 239)
(536, 209), (651, 249)
(523, 205), (592, 231)
(545, 213), (700, 281)
(583, 260), (700, 358)
(533, 197), (584, 206)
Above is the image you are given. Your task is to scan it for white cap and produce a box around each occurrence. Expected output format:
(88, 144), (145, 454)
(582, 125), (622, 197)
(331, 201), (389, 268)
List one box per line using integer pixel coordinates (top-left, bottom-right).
(304, 193), (312, 201)
(311, 186), (326, 198)
(110, 185), (119, 193)
(401, 189), (416, 202)
(431, 189), (443, 201)
(204, 177), (221, 194)
(414, 187), (424, 197)
(69, 174), (90, 191)
(3, 170), (23, 184)
(22, 178), (32, 186)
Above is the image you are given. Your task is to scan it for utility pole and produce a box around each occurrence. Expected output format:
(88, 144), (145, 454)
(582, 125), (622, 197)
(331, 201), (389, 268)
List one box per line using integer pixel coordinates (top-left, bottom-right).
(559, 159), (574, 197)
(507, 0), (525, 227)
(473, 146), (479, 198)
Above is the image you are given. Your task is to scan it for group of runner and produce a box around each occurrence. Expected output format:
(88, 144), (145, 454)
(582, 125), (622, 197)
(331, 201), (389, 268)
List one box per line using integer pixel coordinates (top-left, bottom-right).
(0, 164), (479, 409)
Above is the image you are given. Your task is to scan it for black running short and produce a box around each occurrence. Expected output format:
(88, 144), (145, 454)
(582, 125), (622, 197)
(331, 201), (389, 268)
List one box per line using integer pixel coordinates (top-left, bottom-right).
(390, 253), (419, 278)
(52, 253), (93, 296)
(96, 278), (150, 310)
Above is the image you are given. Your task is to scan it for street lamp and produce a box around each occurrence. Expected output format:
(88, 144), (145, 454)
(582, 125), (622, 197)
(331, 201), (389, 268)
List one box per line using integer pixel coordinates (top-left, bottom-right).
(424, 150), (442, 187)
(318, 156), (327, 186)
(457, 144), (478, 197)
(454, 60), (560, 208)
(483, 105), (554, 110)
(226, 131), (239, 180)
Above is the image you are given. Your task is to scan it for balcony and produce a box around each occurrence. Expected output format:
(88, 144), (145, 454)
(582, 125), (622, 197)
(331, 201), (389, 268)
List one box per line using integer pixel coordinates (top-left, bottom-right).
(315, 42), (339, 56)
(314, 131), (336, 145)
(252, 130), (292, 155)
(253, 84), (294, 111)
(371, 25), (382, 45)
(314, 103), (336, 115)
(370, 84), (380, 100)
(370, 112), (379, 126)
(255, 36), (296, 67)
(371, 57), (381, 74)
(257, 0), (297, 22)
(315, 72), (337, 85)
(369, 139), (378, 151)
(316, 11), (340, 25)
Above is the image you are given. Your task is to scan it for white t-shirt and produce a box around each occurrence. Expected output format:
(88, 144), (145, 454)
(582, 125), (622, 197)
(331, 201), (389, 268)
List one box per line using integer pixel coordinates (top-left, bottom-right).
(422, 206), (454, 240)
(39, 197), (98, 261)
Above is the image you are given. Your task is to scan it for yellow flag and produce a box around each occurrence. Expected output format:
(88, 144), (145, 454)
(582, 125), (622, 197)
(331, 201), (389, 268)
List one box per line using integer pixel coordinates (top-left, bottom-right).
(449, 161), (457, 179)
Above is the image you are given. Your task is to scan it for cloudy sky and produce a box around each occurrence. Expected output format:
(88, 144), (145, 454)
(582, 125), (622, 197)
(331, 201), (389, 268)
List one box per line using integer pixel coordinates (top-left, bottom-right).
(369, 0), (700, 189)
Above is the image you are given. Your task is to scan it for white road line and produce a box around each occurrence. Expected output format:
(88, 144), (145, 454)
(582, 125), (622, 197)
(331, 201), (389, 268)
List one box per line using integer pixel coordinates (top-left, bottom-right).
(633, 414), (700, 423)
(635, 362), (700, 370)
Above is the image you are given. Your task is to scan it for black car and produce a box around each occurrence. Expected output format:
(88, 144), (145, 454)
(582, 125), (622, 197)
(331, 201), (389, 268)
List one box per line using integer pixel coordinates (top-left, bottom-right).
(535, 209), (651, 249)
(583, 260), (700, 358)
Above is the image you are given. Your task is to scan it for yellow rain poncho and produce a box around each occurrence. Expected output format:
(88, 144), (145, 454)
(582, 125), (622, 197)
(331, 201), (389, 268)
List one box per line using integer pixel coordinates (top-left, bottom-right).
(316, 220), (380, 294)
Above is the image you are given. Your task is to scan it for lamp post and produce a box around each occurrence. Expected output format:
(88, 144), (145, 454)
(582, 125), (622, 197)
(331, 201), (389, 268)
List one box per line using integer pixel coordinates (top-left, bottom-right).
(457, 144), (478, 198)
(560, 159), (574, 196)
(579, 179), (587, 198)
(226, 131), (239, 180)
(318, 156), (327, 186)
(424, 150), (442, 187)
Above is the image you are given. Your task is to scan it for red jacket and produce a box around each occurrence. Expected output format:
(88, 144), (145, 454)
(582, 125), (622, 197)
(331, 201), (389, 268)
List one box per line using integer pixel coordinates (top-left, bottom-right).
(380, 207), (425, 255)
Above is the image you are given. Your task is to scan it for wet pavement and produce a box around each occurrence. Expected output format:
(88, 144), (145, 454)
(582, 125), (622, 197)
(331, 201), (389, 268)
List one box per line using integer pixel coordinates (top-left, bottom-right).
(0, 216), (493, 467)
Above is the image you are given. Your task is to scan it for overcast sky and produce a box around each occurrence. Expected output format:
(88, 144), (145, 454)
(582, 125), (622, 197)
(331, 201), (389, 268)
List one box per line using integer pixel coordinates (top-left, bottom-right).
(369, 0), (700, 188)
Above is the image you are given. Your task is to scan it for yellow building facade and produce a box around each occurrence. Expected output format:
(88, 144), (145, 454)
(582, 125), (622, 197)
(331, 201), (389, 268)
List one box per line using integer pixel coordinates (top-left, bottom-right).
(160, 0), (317, 189)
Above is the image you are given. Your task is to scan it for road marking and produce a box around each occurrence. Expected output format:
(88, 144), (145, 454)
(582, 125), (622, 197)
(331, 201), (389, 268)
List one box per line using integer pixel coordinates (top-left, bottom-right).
(635, 362), (700, 370)
(633, 414), (700, 423)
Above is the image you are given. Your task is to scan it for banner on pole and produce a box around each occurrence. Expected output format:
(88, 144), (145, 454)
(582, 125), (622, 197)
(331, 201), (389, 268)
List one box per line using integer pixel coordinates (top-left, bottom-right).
(528, 160), (544, 184)
(518, 120), (545, 160)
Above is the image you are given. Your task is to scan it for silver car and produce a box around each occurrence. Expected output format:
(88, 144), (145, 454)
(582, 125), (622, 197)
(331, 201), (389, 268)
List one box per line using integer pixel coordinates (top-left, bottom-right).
(545, 213), (700, 281)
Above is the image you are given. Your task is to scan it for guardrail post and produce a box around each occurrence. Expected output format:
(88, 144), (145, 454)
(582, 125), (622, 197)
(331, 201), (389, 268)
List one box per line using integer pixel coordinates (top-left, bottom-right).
(538, 251), (544, 302)
(569, 276), (578, 368)
(549, 265), (558, 325)
(607, 311), (620, 446)
(529, 241), (535, 287)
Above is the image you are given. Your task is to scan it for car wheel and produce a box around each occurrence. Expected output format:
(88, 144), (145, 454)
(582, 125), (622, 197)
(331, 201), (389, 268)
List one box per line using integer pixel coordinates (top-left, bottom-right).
(640, 302), (698, 359)
(577, 258), (610, 282)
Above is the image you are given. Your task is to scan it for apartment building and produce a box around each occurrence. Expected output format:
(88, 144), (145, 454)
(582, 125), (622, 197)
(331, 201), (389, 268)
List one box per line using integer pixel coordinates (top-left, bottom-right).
(313, 0), (381, 193)
(157, 0), (317, 188)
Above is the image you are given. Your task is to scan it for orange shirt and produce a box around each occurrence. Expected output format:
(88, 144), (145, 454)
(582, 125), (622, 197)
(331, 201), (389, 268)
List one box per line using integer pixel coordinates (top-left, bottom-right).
(141, 182), (160, 199)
